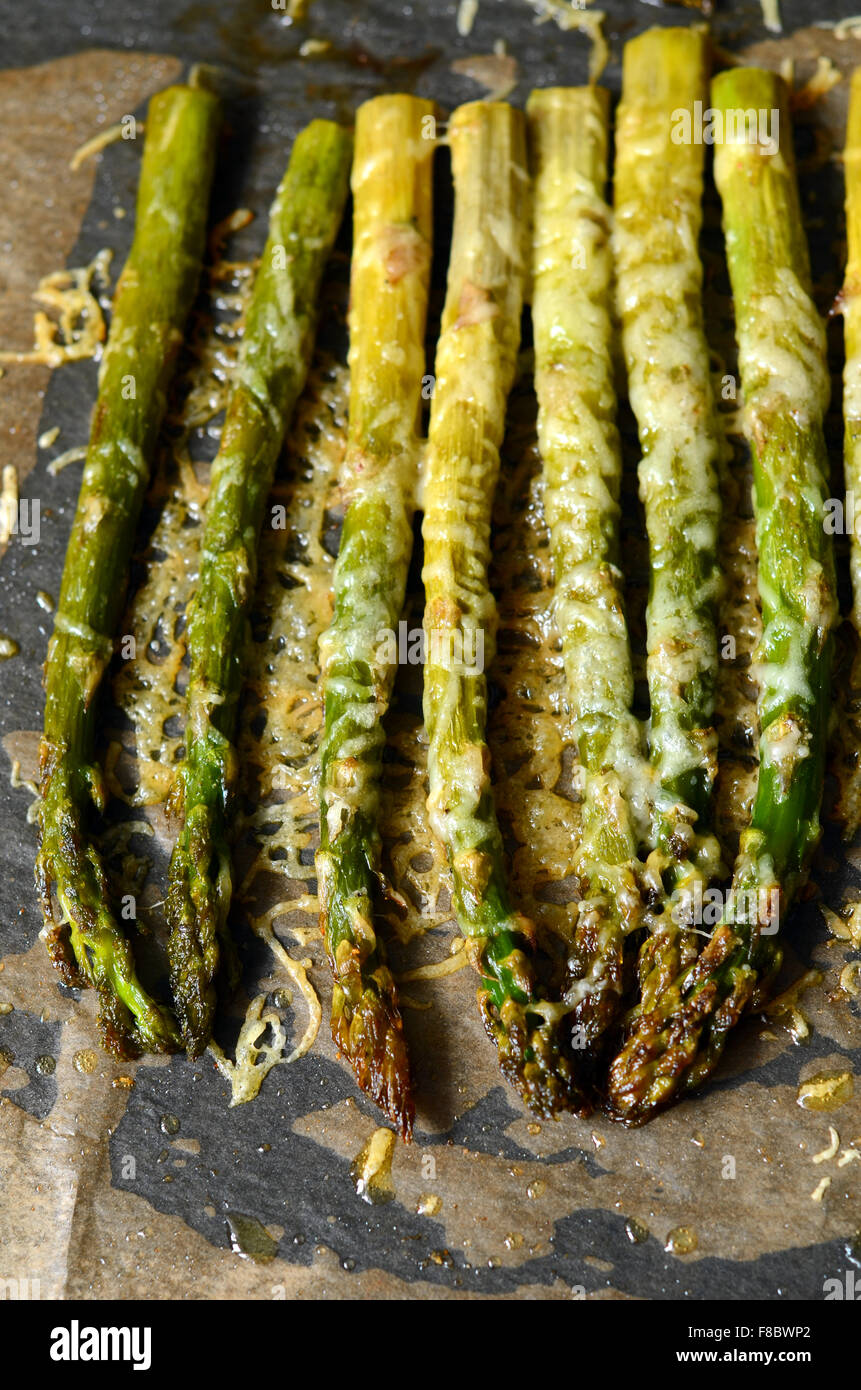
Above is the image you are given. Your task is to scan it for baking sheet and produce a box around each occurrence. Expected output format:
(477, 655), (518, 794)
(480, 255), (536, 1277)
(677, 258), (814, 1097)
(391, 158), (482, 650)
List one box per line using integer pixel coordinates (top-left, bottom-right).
(0, 0), (859, 1301)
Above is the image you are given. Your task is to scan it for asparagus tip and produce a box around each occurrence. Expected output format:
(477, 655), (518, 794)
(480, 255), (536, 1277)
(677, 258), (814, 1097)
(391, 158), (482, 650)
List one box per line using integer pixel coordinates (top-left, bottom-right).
(478, 991), (591, 1120)
(331, 969), (414, 1141)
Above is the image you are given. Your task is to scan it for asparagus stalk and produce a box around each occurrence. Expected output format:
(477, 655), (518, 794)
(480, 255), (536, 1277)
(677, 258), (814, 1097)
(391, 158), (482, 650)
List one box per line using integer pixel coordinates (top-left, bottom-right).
(422, 101), (576, 1117)
(613, 27), (726, 1012)
(841, 70), (861, 802)
(36, 82), (220, 1057)
(167, 120), (352, 1056)
(528, 87), (645, 1063)
(316, 95), (434, 1139)
(608, 69), (837, 1121)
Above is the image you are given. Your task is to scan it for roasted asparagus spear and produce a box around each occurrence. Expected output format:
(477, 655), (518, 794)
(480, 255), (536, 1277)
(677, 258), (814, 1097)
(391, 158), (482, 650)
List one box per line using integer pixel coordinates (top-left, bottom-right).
(608, 69), (837, 1121)
(528, 87), (645, 1068)
(613, 27), (727, 1012)
(423, 100), (576, 1117)
(316, 95), (434, 1139)
(842, 71), (861, 747)
(167, 120), (352, 1056)
(36, 82), (220, 1057)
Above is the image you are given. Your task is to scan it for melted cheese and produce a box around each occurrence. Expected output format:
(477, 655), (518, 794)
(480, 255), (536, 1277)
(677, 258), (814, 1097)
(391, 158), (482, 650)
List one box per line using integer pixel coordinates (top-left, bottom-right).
(529, 88), (649, 934)
(0, 248), (112, 368)
(109, 241), (255, 804)
(738, 268), (830, 429)
(714, 92), (837, 865)
(318, 95), (434, 967)
(521, 4), (611, 82)
(614, 35), (727, 852)
(396, 938), (468, 982)
(423, 103), (527, 887)
(209, 994), (289, 1107)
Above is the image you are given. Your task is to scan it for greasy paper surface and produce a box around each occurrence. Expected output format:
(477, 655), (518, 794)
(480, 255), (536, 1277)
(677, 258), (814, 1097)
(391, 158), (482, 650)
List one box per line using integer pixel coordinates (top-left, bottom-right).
(0, 0), (860, 1301)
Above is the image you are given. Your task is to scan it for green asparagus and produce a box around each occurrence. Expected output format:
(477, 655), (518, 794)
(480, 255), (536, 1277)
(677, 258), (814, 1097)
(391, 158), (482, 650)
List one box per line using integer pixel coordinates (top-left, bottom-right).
(316, 95), (434, 1139)
(608, 68), (837, 1121)
(837, 68), (861, 834)
(613, 27), (727, 1015)
(167, 120), (352, 1056)
(528, 87), (645, 1066)
(36, 82), (220, 1057)
(423, 100), (577, 1117)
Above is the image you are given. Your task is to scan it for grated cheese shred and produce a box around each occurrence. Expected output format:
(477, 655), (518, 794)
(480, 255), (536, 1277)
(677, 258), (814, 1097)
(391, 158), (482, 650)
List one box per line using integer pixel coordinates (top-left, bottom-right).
(761, 0), (782, 34)
(48, 446), (87, 477)
(69, 122), (144, 172)
(0, 249), (112, 368)
(811, 1126), (840, 1163)
(0, 466), (18, 545)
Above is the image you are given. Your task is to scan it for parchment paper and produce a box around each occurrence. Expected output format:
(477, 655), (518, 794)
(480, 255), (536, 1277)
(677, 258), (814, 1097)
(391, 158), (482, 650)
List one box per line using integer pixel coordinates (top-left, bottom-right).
(0, 0), (859, 1301)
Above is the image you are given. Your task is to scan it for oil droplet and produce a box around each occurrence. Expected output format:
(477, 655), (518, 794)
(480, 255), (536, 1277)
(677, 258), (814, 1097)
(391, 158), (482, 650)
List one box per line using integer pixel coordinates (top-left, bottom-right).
(665, 1226), (698, 1256)
(504, 1231), (524, 1250)
(225, 1211), (278, 1263)
(34, 1055), (56, 1075)
(416, 1192), (442, 1216)
(351, 1127), (396, 1205)
(526, 1122), (541, 1136)
(797, 1071), (854, 1111)
(272, 989), (292, 1010)
(526, 1180), (546, 1199)
(112, 1075), (135, 1090)
(428, 1248), (454, 1268)
(625, 1218), (650, 1245)
(73, 1050), (97, 1075)
(160, 1113), (180, 1135)
(0, 1003), (13, 1016)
